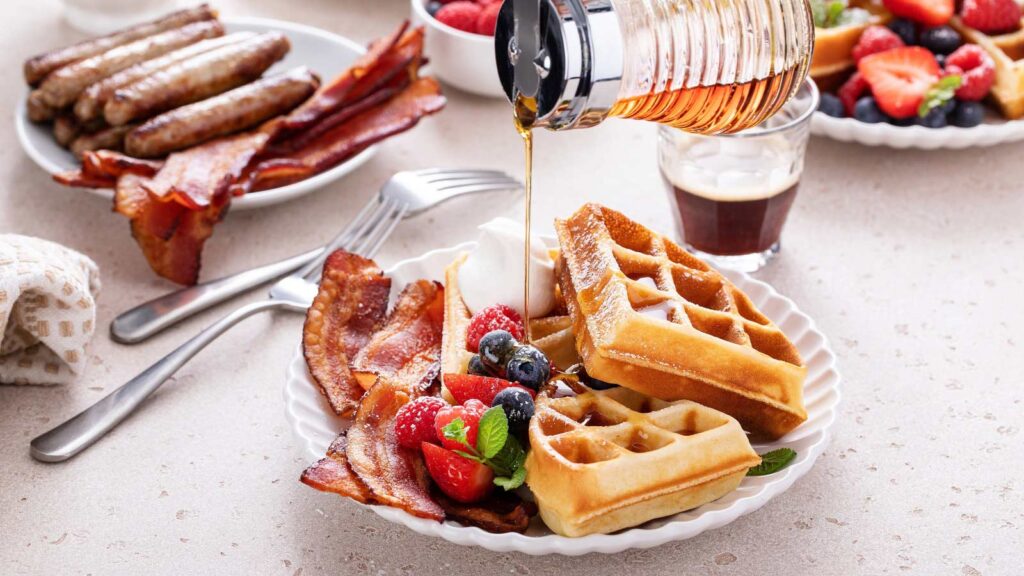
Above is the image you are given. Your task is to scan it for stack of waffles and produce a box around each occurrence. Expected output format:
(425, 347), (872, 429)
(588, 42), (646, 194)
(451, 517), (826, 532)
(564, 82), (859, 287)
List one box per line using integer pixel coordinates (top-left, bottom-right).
(440, 204), (808, 536)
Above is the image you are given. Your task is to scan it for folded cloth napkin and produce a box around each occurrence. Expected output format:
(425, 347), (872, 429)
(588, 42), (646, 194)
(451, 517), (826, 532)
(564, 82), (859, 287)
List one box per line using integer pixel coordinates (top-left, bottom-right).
(0, 235), (101, 385)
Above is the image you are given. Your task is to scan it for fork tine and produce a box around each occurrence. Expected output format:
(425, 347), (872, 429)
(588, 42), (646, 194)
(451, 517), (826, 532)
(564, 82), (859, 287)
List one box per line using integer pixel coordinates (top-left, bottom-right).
(431, 181), (524, 196)
(360, 202), (408, 259)
(300, 196), (396, 282)
(291, 195), (383, 280)
(418, 170), (510, 183)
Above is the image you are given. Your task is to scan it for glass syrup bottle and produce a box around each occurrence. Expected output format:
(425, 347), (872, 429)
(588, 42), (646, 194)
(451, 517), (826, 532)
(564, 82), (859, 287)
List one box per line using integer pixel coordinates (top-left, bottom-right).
(494, 0), (814, 336)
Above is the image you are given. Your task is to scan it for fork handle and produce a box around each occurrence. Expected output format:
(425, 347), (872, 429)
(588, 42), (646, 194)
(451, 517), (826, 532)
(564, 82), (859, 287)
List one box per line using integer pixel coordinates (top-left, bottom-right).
(31, 298), (297, 462)
(111, 247), (322, 344)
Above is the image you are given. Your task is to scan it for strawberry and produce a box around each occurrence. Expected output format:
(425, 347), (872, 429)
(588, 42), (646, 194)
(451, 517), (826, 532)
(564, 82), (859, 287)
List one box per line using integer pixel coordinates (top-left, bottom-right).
(444, 373), (536, 406)
(395, 397), (448, 449)
(435, 1), (483, 34)
(434, 399), (488, 451)
(838, 72), (871, 116)
(852, 25), (906, 63)
(475, 1), (502, 35)
(883, 0), (954, 26)
(961, 0), (1022, 33)
(946, 44), (996, 100)
(422, 442), (494, 503)
(859, 47), (941, 118)
(466, 304), (524, 352)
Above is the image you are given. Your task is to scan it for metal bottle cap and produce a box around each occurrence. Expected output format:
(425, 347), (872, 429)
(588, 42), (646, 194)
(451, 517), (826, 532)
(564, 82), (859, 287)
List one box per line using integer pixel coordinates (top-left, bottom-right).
(495, 0), (624, 130)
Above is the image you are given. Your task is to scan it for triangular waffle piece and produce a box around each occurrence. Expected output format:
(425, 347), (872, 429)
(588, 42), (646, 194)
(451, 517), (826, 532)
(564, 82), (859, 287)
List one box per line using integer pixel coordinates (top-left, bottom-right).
(525, 386), (761, 537)
(440, 253), (577, 400)
(555, 204), (807, 440)
(950, 16), (1024, 119)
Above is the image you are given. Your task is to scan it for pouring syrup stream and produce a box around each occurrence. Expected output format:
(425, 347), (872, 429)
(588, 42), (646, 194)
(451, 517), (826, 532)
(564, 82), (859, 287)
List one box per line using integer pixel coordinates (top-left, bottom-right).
(513, 93), (537, 342)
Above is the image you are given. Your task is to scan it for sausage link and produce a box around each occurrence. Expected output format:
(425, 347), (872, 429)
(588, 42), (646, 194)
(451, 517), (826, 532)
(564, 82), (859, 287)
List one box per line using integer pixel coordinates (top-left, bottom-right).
(53, 114), (80, 147)
(125, 67), (319, 158)
(104, 32), (290, 126)
(37, 20), (224, 108)
(23, 4), (217, 86)
(70, 124), (136, 157)
(73, 32), (255, 122)
(27, 90), (57, 123)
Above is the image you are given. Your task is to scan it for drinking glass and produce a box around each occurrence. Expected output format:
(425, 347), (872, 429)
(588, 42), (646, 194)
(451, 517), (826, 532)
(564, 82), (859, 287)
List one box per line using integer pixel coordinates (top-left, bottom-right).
(657, 80), (818, 272)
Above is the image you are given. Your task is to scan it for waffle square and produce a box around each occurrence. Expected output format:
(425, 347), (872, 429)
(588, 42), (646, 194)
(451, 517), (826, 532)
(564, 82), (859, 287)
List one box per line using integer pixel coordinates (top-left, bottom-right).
(555, 204), (807, 440)
(525, 386), (761, 537)
(950, 16), (1024, 119)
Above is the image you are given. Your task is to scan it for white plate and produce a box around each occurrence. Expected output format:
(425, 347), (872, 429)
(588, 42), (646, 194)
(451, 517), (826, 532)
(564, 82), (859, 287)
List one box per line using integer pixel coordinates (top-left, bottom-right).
(283, 242), (842, 555)
(812, 110), (1024, 149)
(15, 17), (377, 211)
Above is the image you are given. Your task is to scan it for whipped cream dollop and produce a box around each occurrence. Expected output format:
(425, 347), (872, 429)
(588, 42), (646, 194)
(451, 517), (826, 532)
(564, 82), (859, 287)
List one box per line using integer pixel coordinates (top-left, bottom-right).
(458, 217), (555, 319)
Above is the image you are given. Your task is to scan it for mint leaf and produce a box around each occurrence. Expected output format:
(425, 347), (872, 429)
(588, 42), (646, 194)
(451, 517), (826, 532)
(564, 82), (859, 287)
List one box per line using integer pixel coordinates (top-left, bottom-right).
(825, 0), (846, 26)
(747, 448), (797, 476)
(488, 435), (526, 477)
(918, 74), (962, 117)
(811, 0), (850, 27)
(441, 417), (469, 448)
(476, 406), (509, 459)
(494, 466), (527, 490)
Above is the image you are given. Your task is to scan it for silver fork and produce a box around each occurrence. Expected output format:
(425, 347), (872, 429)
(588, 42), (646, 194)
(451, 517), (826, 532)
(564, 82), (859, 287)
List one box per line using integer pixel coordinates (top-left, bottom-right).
(30, 169), (522, 463)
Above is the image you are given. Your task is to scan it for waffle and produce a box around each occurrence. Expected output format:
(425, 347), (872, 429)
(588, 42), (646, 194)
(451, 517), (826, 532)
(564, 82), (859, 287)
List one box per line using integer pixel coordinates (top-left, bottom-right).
(525, 386), (761, 537)
(811, 1), (891, 91)
(440, 252), (578, 400)
(950, 16), (1024, 119)
(554, 204), (807, 440)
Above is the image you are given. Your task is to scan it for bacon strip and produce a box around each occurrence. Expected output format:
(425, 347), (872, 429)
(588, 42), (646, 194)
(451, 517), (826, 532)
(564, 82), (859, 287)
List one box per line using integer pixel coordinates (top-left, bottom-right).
(303, 251), (391, 416)
(346, 376), (444, 521)
(300, 433), (374, 504)
(434, 491), (538, 533)
(351, 280), (445, 391)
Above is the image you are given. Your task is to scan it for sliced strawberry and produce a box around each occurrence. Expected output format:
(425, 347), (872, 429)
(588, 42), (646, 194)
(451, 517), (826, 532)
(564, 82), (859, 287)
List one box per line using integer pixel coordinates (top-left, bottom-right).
(422, 442), (494, 503)
(859, 47), (941, 118)
(444, 373), (536, 406)
(434, 399), (488, 451)
(961, 0), (1022, 34)
(883, 0), (954, 26)
(838, 72), (871, 116)
(852, 25), (906, 63)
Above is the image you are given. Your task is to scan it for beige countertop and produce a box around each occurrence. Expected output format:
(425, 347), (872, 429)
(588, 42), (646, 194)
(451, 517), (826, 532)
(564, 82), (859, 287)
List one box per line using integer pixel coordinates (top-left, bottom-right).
(1, 0), (1021, 574)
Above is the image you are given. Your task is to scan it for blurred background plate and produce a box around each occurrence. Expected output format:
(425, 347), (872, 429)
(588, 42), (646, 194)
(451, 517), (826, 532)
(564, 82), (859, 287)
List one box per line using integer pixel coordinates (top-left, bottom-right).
(811, 110), (1024, 149)
(14, 16), (378, 211)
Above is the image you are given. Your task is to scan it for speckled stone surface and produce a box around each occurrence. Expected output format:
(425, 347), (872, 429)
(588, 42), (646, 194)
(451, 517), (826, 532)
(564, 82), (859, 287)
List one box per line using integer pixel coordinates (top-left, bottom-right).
(1, 1), (1022, 574)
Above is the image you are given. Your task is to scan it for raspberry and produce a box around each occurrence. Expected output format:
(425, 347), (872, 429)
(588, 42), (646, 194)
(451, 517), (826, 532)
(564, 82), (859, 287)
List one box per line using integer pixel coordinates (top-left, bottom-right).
(395, 397), (448, 449)
(434, 1), (483, 34)
(475, 1), (502, 35)
(852, 26), (906, 63)
(838, 72), (871, 116)
(946, 44), (996, 100)
(466, 304), (524, 352)
(961, 0), (1022, 34)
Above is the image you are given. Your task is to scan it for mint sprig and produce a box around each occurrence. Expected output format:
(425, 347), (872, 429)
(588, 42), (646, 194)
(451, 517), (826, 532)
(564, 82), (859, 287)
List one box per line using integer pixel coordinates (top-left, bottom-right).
(747, 448), (797, 476)
(443, 407), (528, 490)
(918, 75), (962, 118)
(811, 0), (853, 27)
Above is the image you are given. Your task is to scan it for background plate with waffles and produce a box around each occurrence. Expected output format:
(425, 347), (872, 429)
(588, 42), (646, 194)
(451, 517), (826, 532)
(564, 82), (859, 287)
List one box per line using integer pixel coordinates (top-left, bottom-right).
(283, 240), (842, 556)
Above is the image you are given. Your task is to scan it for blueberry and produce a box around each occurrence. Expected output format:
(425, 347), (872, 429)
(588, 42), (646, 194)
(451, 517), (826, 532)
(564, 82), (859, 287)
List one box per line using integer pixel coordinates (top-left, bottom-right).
(919, 26), (961, 55)
(853, 96), (887, 123)
(505, 345), (550, 390)
(468, 354), (490, 376)
(888, 19), (917, 45)
(917, 107), (948, 128)
(817, 93), (845, 118)
(937, 98), (957, 116)
(478, 330), (518, 373)
(425, 1), (443, 16)
(889, 115), (915, 127)
(492, 387), (535, 435)
(950, 100), (985, 127)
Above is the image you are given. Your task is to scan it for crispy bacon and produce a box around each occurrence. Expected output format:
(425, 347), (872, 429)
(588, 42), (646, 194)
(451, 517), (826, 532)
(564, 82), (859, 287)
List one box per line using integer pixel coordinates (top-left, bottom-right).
(53, 150), (162, 188)
(434, 491), (538, 534)
(351, 280), (445, 391)
(270, 23), (416, 138)
(240, 76), (446, 193)
(300, 433), (374, 504)
(346, 376), (444, 521)
(303, 251), (391, 416)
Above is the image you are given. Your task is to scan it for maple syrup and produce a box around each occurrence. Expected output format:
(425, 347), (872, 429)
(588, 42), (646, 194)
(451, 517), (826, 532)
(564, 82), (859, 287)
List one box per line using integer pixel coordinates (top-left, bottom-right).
(513, 94), (537, 340)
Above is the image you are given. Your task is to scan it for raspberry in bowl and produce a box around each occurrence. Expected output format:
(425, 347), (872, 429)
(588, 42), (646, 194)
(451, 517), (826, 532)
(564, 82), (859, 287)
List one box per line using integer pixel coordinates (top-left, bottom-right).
(411, 0), (506, 97)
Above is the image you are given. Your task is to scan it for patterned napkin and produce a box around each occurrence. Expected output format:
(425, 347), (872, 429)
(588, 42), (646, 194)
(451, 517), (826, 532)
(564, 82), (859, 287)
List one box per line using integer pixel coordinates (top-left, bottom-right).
(0, 235), (101, 385)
